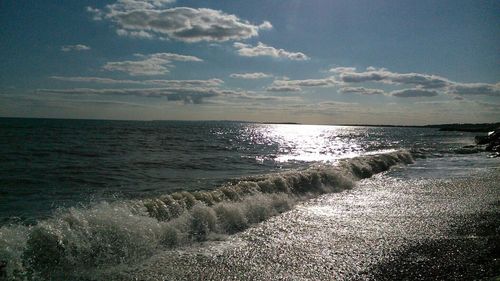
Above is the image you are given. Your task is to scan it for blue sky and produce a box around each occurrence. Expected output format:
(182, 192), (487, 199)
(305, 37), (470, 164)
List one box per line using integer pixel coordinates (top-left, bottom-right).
(0, 0), (498, 125)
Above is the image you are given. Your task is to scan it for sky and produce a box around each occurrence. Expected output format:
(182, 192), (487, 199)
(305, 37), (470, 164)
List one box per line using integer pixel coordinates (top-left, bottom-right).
(0, 0), (499, 125)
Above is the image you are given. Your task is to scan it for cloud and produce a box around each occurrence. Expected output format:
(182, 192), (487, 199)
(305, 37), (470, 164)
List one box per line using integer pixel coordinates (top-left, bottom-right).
(88, 2), (271, 42)
(116, 29), (155, 39)
(258, 21), (273, 30)
(447, 82), (500, 97)
(266, 85), (302, 92)
(102, 52), (202, 76)
(339, 87), (385, 95)
(61, 44), (91, 52)
(37, 85), (298, 105)
(50, 76), (223, 87)
(37, 86), (240, 104)
(266, 77), (337, 92)
(391, 89), (439, 98)
(107, 0), (176, 11)
(329, 67), (357, 73)
(234, 42), (309, 61)
(331, 66), (500, 98)
(333, 67), (450, 89)
(230, 72), (272, 79)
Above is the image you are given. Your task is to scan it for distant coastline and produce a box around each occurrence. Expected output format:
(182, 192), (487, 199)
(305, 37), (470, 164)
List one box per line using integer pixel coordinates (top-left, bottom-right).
(422, 123), (500, 133)
(332, 122), (500, 133)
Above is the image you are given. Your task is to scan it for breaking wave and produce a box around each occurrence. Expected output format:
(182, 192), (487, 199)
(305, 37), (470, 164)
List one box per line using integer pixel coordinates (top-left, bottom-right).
(0, 150), (412, 280)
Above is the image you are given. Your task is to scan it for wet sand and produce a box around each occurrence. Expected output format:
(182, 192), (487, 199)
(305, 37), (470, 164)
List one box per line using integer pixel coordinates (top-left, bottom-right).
(106, 167), (500, 281)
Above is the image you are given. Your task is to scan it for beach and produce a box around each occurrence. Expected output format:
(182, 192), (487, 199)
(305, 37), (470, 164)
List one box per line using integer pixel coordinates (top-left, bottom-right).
(103, 157), (500, 280)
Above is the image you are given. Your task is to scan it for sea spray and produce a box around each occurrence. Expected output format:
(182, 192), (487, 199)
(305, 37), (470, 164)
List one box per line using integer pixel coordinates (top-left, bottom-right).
(0, 150), (413, 280)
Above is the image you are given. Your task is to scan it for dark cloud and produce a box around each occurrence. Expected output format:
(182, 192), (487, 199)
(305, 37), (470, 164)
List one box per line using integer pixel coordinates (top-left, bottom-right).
(447, 83), (500, 96)
(339, 87), (385, 95)
(391, 89), (439, 98)
(37, 87), (235, 104)
(266, 85), (302, 92)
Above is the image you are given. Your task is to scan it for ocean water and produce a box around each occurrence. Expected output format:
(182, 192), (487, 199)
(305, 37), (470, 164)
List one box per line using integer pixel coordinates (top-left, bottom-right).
(0, 118), (498, 280)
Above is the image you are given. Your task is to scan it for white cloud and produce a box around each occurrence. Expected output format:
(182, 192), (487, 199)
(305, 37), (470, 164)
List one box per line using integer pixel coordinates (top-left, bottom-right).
(234, 42), (309, 61)
(329, 67), (357, 73)
(391, 89), (439, 98)
(230, 72), (272, 79)
(331, 66), (500, 98)
(340, 87), (385, 95)
(266, 77), (337, 92)
(88, 2), (271, 42)
(333, 67), (450, 89)
(258, 21), (273, 30)
(107, 0), (175, 11)
(61, 44), (91, 52)
(102, 52), (202, 76)
(116, 29), (155, 39)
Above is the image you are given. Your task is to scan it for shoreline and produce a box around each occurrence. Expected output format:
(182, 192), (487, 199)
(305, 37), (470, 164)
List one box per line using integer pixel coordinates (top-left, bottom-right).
(102, 165), (500, 280)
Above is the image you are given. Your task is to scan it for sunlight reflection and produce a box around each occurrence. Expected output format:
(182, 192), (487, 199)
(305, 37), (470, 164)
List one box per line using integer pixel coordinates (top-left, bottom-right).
(247, 124), (365, 163)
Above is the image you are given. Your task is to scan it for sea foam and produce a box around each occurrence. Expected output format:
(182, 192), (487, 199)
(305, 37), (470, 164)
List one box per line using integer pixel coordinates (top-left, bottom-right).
(0, 150), (412, 280)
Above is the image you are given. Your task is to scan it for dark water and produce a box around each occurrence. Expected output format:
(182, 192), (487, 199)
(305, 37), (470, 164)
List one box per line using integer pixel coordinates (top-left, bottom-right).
(0, 118), (476, 223)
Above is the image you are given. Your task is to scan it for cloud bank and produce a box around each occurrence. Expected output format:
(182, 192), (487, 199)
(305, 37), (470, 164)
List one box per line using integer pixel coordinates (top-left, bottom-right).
(102, 53), (202, 76)
(50, 76), (223, 87)
(37, 87), (240, 104)
(330, 66), (500, 98)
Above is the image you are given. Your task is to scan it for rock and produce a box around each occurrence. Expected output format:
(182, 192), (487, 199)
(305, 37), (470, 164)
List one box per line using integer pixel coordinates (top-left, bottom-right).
(475, 129), (500, 147)
(471, 129), (500, 156)
(475, 135), (490, 145)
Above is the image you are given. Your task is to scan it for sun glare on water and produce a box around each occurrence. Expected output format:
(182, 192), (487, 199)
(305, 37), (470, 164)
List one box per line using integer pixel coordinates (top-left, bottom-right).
(249, 124), (367, 163)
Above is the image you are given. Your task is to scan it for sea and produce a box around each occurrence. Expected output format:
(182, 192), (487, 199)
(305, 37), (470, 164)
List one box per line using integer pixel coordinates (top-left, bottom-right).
(0, 118), (498, 280)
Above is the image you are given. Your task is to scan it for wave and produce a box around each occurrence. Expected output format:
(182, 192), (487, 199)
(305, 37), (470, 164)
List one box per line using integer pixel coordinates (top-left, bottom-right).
(0, 150), (412, 280)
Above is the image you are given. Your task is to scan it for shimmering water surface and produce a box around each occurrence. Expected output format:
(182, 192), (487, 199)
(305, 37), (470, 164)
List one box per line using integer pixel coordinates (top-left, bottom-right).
(0, 118), (476, 223)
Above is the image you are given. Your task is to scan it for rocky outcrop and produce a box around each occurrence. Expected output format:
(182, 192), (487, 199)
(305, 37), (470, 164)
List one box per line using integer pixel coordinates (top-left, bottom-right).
(474, 129), (500, 156)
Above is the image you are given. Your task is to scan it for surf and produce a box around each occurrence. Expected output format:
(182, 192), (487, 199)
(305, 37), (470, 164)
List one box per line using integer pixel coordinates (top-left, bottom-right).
(0, 150), (413, 280)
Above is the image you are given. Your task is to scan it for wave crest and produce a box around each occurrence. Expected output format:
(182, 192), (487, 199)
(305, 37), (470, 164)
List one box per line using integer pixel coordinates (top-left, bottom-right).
(0, 150), (412, 279)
